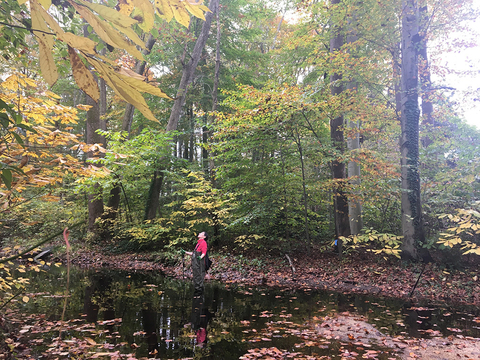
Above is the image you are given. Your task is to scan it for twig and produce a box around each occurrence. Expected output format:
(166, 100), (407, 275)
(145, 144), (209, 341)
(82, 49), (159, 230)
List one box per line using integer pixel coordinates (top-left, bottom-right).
(0, 290), (23, 311)
(0, 21), (55, 35)
(409, 262), (426, 298)
(285, 254), (296, 279)
(59, 228), (71, 339)
(0, 220), (85, 264)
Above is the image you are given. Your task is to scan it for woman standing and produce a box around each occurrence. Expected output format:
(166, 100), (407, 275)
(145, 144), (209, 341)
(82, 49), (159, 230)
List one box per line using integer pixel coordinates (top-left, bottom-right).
(184, 232), (208, 295)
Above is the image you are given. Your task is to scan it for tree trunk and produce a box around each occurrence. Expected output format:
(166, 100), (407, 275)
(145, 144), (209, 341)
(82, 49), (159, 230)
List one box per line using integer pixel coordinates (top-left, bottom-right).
(166, 0), (220, 132)
(86, 93), (106, 234)
(144, 0), (219, 220)
(211, 3), (221, 113)
(346, 19), (363, 235)
(330, 0), (350, 256)
(293, 126), (310, 245)
(144, 170), (164, 220)
(400, 0), (425, 261)
(83, 24), (106, 237)
(419, 3), (434, 148)
(347, 119), (363, 235)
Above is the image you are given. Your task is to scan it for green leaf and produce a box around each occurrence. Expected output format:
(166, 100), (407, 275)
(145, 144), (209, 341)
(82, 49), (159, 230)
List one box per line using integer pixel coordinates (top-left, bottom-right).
(1, 169), (13, 189)
(12, 132), (24, 146)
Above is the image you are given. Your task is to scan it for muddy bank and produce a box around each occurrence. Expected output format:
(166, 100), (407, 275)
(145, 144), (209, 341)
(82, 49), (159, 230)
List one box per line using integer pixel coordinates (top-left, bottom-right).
(70, 249), (480, 308)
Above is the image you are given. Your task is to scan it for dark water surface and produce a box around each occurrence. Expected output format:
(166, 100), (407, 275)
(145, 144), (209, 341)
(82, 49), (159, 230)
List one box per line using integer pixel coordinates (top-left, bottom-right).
(15, 266), (480, 359)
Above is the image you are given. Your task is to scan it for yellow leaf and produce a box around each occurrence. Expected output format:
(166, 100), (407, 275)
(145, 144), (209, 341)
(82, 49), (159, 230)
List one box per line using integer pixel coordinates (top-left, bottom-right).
(39, 0), (51, 8)
(77, 104), (93, 111)
(17, 0), (28, 5)
(116, 67), (146, 80)
(132, 0), (155, 32)
(23, 296), (29, 303)
(70, 1), (144, 59)
(68, 46), (100, 101)
(37, 35), (58, 86)
(154, 0), (174, 23)
(35, 0), (64, 34)
(171, 3), (191, 28)
(116, 0), (135, 16)
(46, 90), (61, 99)
(97, 24), (144, 61)
(31, 0), (54, 49)
(37, 2), (97, 54)
(76, 0), (138, 28)
(86, 58), (157, 122)
(114, 69), (171, 99)
(61, 32), (97, 54)
(31, 1), (58, 86)
(184, 1), (207, 20)
(111, 23), (146, 49)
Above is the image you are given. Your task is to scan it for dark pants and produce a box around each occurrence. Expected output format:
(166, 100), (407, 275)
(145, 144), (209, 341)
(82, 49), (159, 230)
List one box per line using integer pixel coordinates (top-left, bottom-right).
(192, 251), (205, 294)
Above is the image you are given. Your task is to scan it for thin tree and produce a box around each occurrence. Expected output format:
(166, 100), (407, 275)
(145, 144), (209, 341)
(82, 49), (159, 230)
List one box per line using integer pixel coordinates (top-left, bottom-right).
(399, 0), (425, 260)
(144, 0), (220, 220)
(330, 0), (351, 256)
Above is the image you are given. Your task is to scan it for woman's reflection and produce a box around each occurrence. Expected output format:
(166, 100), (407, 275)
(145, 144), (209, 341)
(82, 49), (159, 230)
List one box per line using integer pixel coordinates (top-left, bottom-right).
(190, 292), (213, 348)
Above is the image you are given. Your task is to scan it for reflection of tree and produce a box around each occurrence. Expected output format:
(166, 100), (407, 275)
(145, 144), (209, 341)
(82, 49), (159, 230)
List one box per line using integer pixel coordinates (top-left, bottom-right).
(83, 273), (115, 323)
(142, 306), (159, 355)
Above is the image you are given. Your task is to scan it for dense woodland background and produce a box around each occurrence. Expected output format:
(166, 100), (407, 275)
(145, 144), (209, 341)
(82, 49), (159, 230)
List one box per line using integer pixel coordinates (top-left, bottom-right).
(1, 0), (480, 274)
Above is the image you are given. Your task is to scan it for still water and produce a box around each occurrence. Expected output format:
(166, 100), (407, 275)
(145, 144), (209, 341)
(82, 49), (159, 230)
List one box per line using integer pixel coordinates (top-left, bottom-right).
(15, 266), (480, 359)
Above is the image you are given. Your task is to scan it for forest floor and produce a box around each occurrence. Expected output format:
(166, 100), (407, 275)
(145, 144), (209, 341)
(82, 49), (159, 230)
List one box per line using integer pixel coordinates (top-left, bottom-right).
(67, 247), (480, 360)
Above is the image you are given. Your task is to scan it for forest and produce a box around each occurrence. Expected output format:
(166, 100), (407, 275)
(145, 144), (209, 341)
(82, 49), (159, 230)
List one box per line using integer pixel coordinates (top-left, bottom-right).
(1, 0), (480, 358)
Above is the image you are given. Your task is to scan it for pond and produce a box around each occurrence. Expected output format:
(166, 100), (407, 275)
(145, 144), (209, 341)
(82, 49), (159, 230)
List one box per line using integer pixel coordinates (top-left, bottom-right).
(8, 265), (480, 359)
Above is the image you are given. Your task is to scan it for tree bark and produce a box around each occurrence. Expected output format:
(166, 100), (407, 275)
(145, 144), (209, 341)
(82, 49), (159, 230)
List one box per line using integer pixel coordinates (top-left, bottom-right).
(293, 126), (310, 245)
(144, 170), (164, 220)
(86, 93), (106, 234)
(419, 3), (434, 148)
(400, 0), (425, 261)
(330, 0), (350, 256)
(83, 25), (106, 237)
(347, 119), (363, 235)
(346, 17), (363, 236)
(166, 0), (219, 131)
(211, 3), (221, 113)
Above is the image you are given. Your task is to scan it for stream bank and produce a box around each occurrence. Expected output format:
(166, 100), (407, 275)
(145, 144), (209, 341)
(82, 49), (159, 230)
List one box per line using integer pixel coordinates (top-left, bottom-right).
(70, 248), (480, 308)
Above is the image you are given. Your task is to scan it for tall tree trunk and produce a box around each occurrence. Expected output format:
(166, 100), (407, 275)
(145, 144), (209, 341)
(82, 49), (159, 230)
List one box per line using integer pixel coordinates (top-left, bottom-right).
(166, 0), (220, 131)
(346, 17), (363, 235)
(144, 0), (219, 220)
(211, 1), (221, 113)
(347, 119), (363, 235)
(330, 0), (350, 257)
(400, 0), (425, 261)
(419, 3), (434, 147)
(84, 21), (106, 236)
(86, 92), (106, 234)
(293, 126), (310, 245)
(206, 3), (221, 182)
(144, 170), (164, 220)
